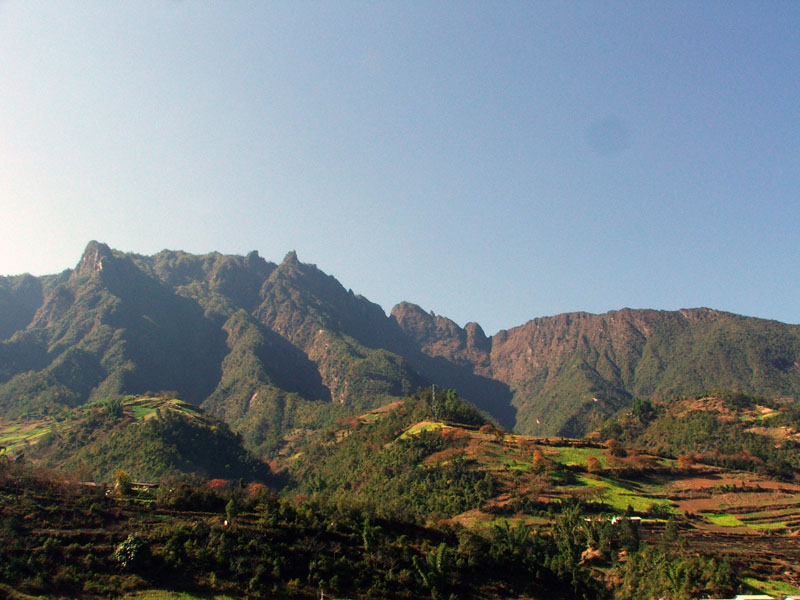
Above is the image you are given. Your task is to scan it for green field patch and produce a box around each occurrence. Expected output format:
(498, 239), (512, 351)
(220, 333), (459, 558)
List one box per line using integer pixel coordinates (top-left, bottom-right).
(503, 458), (532, 471)
(131, 404), (158, 419)
(481, 515), (547, 530)
(743, 577), (800, 598)
(749, 520), (788, 531)
(0, 422), (53, 450)
(740, 408), (780, 422)
(550, 445), (608, 468)
(704, 513), (745, 527)
(170, 399), (200, 414)
(576, 475), (674, 513)
(125, 397), (199, 420)
(399, 421), (446, 439)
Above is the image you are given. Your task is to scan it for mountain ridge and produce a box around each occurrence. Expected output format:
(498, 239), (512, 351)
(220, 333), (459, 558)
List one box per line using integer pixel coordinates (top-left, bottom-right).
(1, 241), (799, 451)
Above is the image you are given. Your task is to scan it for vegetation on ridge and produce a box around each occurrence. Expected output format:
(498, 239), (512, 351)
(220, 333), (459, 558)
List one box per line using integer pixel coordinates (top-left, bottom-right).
(1, 395), (272, 484)
(2, 242), (800, 450)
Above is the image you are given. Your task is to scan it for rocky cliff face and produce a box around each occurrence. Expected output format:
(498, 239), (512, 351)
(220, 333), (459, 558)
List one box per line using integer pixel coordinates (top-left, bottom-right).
(393, 305), (800, 435)
(1, 242), (799, 448)
(391, 302), (491, 372)
(73, 240), (114, 277)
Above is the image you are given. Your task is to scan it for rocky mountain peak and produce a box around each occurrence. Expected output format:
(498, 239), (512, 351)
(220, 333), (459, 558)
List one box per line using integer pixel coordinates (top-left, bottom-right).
(281, 250), (300, 266)
(74, 241), (114, 277)
(464, 321), (490, 352)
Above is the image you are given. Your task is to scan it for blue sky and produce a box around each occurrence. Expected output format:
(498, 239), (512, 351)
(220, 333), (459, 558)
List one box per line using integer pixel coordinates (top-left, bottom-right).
(1, 2), (798, 334)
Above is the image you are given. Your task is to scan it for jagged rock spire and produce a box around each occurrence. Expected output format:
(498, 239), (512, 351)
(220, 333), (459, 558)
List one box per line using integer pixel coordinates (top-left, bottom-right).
(281, 250), (300, 266)
(74, 241), (113, 276)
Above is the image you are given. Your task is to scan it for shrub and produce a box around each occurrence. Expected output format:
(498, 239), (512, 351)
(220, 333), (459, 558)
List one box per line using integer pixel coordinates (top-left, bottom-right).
(586, 456), (602, 473)
(114, 534), (149, 569)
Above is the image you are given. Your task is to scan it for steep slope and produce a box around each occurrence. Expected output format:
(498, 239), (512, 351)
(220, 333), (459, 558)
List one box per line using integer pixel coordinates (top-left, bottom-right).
(390, 302), (516, 427)
(130, 249), (341, 454)
(0, 242), (226, 417)
(0, 273), (49, 340)
(0, 243), (429, 455)
(491, 309), (800, 435)
(253, 251), (423, 408)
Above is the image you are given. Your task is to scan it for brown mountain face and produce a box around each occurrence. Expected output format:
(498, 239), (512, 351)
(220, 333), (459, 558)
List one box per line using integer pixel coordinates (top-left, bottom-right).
(393, 306), (800, 435)
(1, 242), (799, 450)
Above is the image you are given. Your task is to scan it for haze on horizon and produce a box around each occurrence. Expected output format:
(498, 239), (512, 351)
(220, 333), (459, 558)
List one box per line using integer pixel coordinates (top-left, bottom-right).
(1, 2), (798, 334)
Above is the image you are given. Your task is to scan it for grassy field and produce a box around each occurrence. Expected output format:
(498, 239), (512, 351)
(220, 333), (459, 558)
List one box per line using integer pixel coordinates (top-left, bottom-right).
(743, 577), (800, 598)
(502, 457), (533, 471)
(749, 520), (790, 530)
(399, 421), (447, 438)
(704, 512), (746, 527)
(127, 397), (200, 420)
(576, 474), (675, 513)
(130, 403), (158, 420)
(549, 445), (609, 468)
(0, 420), (52, 451)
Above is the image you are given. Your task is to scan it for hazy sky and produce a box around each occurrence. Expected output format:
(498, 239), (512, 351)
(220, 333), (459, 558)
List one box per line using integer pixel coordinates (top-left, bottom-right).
(1, 2), (798, 334)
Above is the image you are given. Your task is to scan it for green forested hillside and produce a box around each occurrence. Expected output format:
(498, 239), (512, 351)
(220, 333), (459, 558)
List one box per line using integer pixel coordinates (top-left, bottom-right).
(0, 434), (756, 600)
(5, 396), (272, 483)
(0, 243), (426, 455)
(289, 390), (494, 523)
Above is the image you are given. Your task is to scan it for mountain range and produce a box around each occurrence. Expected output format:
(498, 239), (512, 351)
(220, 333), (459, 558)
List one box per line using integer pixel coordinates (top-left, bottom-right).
(2, 241), (799, 455)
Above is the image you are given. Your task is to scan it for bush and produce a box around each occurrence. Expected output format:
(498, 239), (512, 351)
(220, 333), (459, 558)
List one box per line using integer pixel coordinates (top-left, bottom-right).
(113, 534), (149, 569)
(586, 456), (602, 473)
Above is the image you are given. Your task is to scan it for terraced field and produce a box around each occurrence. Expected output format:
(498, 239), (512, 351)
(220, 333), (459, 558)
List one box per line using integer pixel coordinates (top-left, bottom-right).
(641, 524), (800, 593)
(0, 396), (204, 454)
(395, 422), (800, 542)
(667, 471), (800, 534)
(0, 418), (53, 452)
(125, 397), (202, 421)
